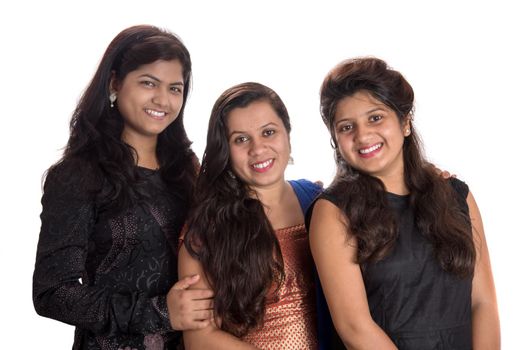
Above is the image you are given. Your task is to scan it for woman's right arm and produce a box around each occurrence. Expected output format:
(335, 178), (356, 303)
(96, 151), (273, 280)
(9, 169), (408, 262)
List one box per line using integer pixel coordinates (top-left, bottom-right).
(309, 199), (398, 350)
(33, 169), (208, 336)
(177, 244), (259, 350)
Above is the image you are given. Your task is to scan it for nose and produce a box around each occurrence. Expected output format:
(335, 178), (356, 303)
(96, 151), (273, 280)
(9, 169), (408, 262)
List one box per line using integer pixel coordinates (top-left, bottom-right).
(354, 124), (372, 143)
(152, 88), (169, 107)
(248, 136), (266, 156)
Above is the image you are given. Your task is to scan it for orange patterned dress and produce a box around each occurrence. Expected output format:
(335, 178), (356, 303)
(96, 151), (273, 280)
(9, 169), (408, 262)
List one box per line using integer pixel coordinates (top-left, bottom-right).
(241, 224), (318, 349)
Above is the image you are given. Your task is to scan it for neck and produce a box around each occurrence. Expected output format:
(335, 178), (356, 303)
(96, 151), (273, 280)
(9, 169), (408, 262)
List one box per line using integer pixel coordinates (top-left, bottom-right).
(377, 172), (408, 195)
(250, 179), (289, 210)
(122, 132), (159, 169)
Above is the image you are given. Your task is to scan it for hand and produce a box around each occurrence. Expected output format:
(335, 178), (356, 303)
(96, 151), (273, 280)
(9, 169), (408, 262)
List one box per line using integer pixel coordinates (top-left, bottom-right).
(428, 163), (456, 179)
(435, 168), (455, 179)
(167, 274), (214, 330)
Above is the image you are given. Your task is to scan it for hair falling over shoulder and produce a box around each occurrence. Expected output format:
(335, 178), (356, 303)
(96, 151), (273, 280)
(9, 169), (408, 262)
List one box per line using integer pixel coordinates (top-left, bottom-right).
(48, 25), (197, 213)
(320, 57), (476, 277)
(184, 82), (291, 336)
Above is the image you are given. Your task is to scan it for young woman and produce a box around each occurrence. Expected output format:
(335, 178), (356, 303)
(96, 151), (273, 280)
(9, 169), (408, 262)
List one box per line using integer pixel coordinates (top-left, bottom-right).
(178, 82), (321, 349)
(309, 57), (500, 349)
(33, 25), (213, 349)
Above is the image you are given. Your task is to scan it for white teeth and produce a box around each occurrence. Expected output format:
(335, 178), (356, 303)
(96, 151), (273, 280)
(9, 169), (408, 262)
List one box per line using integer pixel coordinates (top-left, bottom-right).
(359, 143), (382, 154)
(145, 109), (166, 117)
(252, 159), (273, 169)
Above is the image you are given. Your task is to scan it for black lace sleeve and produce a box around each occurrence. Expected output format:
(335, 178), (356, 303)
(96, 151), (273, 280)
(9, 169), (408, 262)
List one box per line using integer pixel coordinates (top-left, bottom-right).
(32, 167), (173, 336)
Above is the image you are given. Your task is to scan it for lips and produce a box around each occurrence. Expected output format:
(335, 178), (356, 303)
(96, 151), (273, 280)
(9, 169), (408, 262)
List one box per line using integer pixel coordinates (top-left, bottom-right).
(145, 108), (167, 120)
(358, 143), (383, 158)
(251, 159), (274, 173)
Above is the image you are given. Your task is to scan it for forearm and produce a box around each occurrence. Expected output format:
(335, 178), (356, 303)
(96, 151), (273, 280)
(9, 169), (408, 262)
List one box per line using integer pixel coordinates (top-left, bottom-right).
(472, 302), (500, 350)
(183, 327), (259, 350)
(33, 280), (173, 335)
(337, 319), (398, 350)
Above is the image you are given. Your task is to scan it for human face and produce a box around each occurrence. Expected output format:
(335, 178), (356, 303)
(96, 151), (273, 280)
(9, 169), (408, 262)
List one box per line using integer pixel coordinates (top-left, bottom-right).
(113, 59), (185, 145)
(227, 100), (291, 191)
(334, 91), (409, 185)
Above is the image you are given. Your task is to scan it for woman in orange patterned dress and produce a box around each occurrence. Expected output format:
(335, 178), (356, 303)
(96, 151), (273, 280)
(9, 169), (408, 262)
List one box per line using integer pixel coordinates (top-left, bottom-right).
(177, 82), (321, 349)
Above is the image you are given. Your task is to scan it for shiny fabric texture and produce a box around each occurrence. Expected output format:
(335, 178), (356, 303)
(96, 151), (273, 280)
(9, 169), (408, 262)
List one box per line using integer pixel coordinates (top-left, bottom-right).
(33, 165), (184, 349)
(320, 178), (473, 350)
(242, 224), (318, 350)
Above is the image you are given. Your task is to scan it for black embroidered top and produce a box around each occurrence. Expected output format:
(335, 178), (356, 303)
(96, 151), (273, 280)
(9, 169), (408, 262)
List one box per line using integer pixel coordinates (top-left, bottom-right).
(33, 164), (185, 350)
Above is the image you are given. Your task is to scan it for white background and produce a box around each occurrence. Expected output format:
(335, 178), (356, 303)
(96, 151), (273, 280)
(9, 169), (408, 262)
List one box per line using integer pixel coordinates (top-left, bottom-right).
(1, 0), (522, 348)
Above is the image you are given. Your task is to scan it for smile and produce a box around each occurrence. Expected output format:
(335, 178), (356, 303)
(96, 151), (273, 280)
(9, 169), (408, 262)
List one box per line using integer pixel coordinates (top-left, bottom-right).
(358, 143), (383, 156)
(251, 159), (274, 172)
(145, 108), (167, 119)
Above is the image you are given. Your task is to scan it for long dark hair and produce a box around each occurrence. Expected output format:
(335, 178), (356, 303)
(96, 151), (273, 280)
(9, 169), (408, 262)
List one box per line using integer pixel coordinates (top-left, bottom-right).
(47, 25), (196, 213)
(320, 57), (475, 277)
(185, 82), (291, 336)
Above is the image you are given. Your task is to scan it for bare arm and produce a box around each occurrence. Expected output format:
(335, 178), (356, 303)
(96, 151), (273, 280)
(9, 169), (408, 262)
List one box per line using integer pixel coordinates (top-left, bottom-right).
(467, 192), (500, 349)
(309, 199), (398, 350)
(177, 244), (259, 350)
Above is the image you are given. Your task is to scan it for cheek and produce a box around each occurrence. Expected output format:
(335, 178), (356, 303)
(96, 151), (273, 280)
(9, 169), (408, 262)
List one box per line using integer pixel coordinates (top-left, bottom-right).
(228, 147), (244, 171)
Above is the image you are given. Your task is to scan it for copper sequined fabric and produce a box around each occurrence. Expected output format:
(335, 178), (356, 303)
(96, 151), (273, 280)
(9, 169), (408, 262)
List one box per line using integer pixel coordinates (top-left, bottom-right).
(241, 224), (318, 350)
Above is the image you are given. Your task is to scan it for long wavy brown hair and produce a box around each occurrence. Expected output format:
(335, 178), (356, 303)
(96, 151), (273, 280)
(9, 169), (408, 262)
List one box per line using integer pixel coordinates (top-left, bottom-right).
(320, 57), (475, 277)
(184, 82), (292, 336)
(47, 25), (196, 214)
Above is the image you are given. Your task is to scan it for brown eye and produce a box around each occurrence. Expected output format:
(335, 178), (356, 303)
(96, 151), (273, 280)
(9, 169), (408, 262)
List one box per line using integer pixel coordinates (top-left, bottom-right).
(339, 124), (353, 133)
(141, 80), (155, 88)
(263, 129), (275, 137)
(370, 115), (383, 122)
(170, 86), (183, 94)
(234, 136), (249, 144)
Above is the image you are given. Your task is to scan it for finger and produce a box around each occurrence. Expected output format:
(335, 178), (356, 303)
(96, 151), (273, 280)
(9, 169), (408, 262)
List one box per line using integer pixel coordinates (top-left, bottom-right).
(193, 309), (214, 320)
(173, 274), (200, 290)
(185, 319), (211, 331)
(185, 288), (214, 299)
(192, 298), (214, 310)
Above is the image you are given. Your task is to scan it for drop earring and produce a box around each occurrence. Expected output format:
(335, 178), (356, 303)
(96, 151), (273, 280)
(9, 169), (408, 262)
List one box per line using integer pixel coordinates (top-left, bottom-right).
(288, 155), (294, 165)
(109, 92), (117, 108)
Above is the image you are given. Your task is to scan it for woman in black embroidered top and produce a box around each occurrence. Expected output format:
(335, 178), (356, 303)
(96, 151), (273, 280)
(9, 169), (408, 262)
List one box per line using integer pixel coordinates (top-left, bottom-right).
(33, 25), (213, 350)
(309, 57), (500, 349)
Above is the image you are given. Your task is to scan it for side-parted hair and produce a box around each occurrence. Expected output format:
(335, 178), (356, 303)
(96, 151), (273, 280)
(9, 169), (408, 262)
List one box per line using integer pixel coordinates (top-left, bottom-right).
(320, 57), (475, 277)
(185, 82), (291, 336)
(47, 25), (196, 213)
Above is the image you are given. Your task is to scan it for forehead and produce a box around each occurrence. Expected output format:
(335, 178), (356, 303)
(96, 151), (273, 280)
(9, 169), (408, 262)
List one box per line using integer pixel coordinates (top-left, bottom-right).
(126, 59), (184, 80)
(335, 91), (389, 121)
(227, 100), (284, 130)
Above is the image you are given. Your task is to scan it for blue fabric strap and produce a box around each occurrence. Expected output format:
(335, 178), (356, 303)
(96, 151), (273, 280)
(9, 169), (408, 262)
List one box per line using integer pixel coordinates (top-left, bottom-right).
(289, 179), (337, 350)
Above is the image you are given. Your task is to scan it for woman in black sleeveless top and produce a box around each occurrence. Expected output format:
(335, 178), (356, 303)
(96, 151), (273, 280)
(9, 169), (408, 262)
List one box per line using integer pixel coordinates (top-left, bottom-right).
(309, 57), (499, 349)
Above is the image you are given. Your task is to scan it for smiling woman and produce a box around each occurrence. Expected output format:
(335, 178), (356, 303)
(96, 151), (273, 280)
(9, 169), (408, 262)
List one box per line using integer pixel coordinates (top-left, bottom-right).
(32, 25), (214, 350)
(178, 82), (321, 349)
(309, 57), (500, 349)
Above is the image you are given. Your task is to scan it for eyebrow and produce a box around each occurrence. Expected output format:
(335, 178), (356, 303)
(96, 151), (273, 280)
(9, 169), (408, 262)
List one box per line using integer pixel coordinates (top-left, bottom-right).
(138, 73), (184, 86)
(228, 122), (279, 138)
(336, 107), (387, 126)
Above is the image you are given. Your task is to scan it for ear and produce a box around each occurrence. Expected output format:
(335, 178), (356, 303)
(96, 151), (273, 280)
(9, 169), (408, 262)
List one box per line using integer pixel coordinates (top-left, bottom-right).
(109, 71), (119, 94)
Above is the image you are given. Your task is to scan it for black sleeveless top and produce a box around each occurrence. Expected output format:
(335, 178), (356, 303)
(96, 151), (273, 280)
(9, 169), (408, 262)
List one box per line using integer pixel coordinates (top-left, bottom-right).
(319, 178), (473, 350)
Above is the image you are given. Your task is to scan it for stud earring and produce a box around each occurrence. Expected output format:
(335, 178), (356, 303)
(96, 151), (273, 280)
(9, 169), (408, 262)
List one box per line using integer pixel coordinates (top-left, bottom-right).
(405, 128), (411, 136)
(109, 92), (117, 108)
